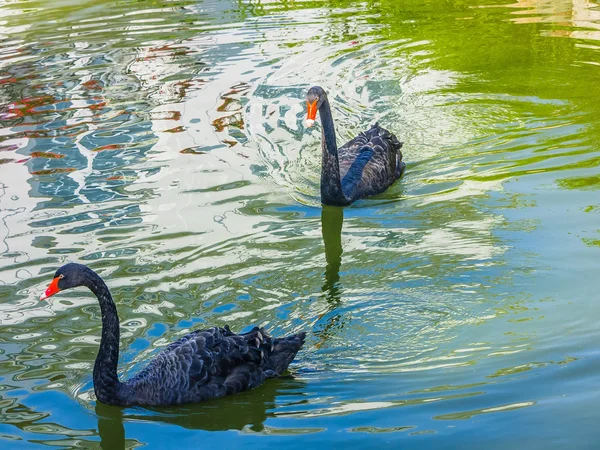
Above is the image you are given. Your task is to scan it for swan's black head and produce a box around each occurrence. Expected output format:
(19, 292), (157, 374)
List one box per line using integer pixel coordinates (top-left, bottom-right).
(40, 263), (91, 301)
(305, 86), (327, 128)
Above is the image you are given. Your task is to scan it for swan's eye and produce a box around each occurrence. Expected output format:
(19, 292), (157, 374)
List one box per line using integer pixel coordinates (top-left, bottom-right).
(59, 274), (64, 279)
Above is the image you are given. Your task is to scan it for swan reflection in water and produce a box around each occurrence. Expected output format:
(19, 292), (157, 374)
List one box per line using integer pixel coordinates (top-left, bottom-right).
(322, 206), (343, 299)
(95, 376), (306, 449)
(315, 206), (346, 343)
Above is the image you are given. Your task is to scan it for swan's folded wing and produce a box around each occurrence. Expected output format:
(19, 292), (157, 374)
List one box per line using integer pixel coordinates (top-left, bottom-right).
(122, 327), (305, 405)
(152, 327), (262, 380)
(341, 146), (374, 196)
(126, 327), (264, 402)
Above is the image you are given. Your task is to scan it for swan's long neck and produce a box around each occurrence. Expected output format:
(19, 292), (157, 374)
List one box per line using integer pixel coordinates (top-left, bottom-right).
(319, 97), (347, 205)
(86, 269), (122, 404)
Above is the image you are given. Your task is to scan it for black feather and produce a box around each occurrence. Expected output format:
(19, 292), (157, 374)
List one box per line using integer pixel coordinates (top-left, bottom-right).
(121, 326), (305, 406)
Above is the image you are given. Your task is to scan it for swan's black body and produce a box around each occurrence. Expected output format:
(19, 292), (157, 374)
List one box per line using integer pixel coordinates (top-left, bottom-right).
(306, 86), (405, 206)
(42, 263), (306, 407)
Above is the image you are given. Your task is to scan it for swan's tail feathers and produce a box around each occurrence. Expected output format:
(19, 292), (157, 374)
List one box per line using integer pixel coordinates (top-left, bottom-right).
(238, 326), (273, 347)
(263, 331), (306, 378)
(370, 123), (403, 151)
(390, 133), (403, 151)
(396, 158), (407, 179)
(237, 327), (306, 375)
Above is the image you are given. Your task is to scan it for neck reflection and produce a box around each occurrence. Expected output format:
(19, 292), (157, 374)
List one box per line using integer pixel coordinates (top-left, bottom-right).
(321, 205), (344, 302)
(316, 205), (346, 344)
(96, 402), (125, 450)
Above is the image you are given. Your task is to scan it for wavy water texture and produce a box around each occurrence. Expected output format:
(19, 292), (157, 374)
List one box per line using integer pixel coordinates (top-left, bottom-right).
(1, 0), (600, 448)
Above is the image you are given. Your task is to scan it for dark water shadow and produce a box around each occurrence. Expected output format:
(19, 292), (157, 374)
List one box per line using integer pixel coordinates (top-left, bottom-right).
(95, 376), (305, 449)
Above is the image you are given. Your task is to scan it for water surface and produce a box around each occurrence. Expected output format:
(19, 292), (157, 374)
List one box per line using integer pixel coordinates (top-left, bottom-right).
(1, 0), (600, 448)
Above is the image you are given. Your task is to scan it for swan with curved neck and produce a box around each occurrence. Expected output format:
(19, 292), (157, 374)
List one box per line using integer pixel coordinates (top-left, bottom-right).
(305, 86), (405, 206)
(41, 263), (305, 406)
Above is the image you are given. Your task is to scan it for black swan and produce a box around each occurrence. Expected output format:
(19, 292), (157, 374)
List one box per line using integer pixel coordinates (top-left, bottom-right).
(305, 86), (406, 206)
(40, 263), (306, 407)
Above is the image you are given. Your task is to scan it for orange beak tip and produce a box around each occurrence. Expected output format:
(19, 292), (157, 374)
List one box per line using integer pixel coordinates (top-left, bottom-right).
(40, 277), (61, 301)
(305, 119), (315, 128)
(306, 100), (318, 124)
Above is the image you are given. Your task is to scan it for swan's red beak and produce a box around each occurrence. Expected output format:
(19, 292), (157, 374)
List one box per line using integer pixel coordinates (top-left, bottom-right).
(40, 277), (61, 301)
(305, 100), (317, 128)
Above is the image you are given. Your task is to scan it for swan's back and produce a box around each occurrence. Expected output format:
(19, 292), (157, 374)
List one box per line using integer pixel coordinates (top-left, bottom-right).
(117, 326), (305, 406)
(338, 123), (404, 201)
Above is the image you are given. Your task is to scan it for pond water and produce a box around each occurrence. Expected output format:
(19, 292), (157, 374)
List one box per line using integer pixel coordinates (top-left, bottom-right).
(1, 0), (600, 448)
